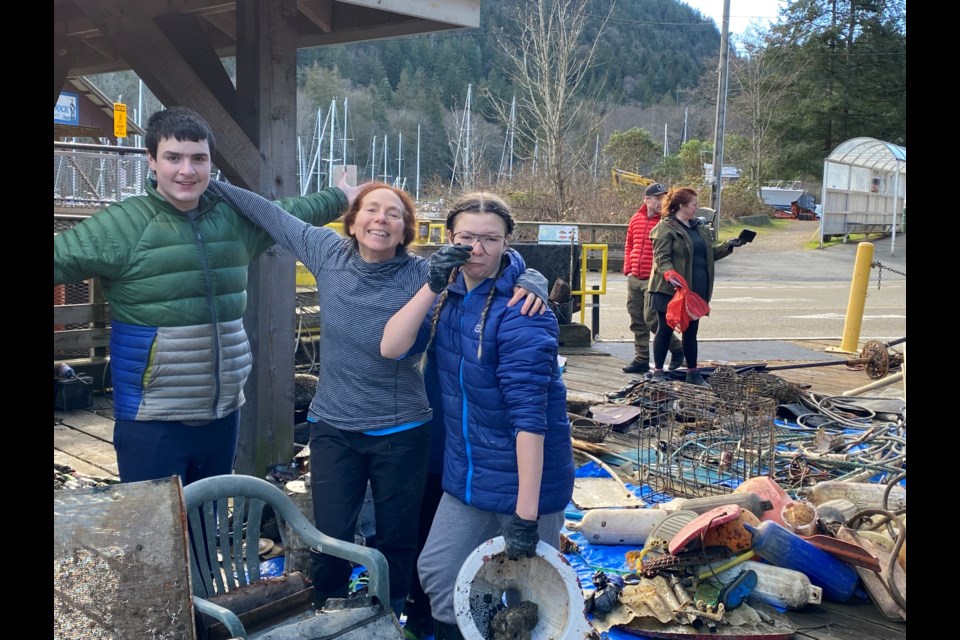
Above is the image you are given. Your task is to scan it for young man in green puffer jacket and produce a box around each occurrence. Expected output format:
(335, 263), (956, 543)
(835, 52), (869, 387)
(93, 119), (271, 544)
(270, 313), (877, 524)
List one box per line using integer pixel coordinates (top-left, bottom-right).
(54, 106), (354, 485)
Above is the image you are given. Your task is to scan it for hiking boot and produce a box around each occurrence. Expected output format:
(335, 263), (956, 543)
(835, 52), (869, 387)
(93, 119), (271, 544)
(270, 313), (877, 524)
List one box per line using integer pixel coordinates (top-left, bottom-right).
(668, 351), (686, 370)
(622, 360), (650, 374)
(685, 370), (708, 387)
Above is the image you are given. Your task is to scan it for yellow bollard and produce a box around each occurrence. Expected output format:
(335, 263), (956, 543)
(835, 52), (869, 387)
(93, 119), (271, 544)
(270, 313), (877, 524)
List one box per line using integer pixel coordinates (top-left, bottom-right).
(838, 242), (874, 353)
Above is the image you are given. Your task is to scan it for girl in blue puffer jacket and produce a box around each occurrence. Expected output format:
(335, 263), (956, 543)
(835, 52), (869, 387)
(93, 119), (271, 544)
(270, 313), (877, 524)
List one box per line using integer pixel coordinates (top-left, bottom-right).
(381, 192), (574, 638)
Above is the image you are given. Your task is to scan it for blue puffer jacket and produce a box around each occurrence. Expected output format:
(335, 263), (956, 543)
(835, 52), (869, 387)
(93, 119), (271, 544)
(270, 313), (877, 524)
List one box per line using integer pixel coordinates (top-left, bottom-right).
(425, 249), (574, 516)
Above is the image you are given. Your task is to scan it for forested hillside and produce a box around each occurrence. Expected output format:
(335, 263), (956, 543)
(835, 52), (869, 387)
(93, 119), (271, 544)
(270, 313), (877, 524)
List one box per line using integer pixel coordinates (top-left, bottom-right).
(297, 0), (720, 108)
(83, 0), (905, 222)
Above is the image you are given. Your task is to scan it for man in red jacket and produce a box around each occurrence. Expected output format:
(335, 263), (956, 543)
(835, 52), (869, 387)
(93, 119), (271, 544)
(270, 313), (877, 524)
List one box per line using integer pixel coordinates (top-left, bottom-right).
(622, 182), (684, 374)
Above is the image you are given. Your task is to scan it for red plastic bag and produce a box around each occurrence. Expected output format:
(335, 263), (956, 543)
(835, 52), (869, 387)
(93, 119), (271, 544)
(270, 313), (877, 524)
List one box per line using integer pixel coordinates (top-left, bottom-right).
(664, 270), (710, 333)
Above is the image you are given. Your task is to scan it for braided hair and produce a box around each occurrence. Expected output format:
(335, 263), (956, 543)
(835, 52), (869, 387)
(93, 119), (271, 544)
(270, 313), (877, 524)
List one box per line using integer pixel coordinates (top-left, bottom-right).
(421, 192), (515, 367)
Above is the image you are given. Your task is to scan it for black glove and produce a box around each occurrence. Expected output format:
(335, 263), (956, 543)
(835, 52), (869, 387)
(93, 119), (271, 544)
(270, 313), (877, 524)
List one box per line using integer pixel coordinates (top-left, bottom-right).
(501, 513), (539, 560)
(726, 237), (743, 248)
(428, 244), (472, 293)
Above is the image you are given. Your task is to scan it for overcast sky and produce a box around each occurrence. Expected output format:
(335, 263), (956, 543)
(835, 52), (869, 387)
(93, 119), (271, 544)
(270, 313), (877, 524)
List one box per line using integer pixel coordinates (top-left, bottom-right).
(681, 0), (786, 37)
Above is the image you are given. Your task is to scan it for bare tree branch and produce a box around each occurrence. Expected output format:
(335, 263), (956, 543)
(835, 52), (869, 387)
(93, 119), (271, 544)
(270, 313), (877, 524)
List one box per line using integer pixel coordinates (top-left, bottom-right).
(485, 0), (614, 219)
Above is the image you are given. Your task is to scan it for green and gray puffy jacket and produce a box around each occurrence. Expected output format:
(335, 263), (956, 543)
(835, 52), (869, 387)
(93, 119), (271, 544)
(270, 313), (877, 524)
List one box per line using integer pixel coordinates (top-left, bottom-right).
(53, 179), (347, 421)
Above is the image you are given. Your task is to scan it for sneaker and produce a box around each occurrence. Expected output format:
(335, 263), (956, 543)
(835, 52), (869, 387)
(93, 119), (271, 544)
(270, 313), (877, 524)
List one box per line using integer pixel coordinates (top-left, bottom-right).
(685, 370), (708, 386)
(668, 351), (685, 370)
(647, 370), (668, 383)
(622, 360), (650, 374)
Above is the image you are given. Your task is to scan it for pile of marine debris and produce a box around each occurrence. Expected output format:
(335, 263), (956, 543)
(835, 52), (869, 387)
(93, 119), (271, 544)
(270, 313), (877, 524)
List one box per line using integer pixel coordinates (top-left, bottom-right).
(54, 462), (119, 491)
(562, 365), (906, 636)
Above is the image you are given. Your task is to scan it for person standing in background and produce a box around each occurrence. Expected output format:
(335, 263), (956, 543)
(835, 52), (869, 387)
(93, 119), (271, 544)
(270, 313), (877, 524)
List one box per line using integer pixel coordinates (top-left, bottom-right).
(622, 182), (684, 375)
(647, 187), (744, 385)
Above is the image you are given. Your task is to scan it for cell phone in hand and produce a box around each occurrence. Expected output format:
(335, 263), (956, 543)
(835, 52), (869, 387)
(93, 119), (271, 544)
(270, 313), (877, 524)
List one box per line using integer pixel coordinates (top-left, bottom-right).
(738, 229), (757, 244)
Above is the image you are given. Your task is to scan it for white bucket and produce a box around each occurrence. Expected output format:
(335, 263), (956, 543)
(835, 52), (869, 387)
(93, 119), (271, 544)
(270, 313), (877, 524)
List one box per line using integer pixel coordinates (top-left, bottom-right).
(453, 536), (597, 640)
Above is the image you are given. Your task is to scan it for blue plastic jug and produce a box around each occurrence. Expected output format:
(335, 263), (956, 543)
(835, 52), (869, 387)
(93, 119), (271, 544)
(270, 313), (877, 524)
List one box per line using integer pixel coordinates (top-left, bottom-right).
(743, 520), (859, 602)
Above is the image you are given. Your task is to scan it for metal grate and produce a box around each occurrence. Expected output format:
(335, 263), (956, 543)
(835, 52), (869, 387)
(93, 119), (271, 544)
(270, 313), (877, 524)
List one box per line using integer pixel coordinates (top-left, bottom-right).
(54, 149), (150, 205)
(629, 379), (777, 499)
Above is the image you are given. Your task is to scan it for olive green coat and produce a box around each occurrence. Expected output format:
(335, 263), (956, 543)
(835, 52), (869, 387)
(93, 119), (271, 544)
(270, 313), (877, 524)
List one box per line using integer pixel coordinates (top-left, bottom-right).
(647, 215), (733, 303)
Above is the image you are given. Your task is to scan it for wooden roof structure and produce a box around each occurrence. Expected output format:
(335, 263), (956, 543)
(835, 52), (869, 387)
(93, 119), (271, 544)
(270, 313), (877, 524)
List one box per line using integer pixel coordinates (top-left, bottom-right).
(53, 0), (481, 475)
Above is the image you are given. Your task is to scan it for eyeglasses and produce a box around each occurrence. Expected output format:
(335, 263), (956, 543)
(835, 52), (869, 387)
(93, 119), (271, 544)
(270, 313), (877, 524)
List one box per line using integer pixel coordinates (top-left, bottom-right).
(452, 232), (505, 253)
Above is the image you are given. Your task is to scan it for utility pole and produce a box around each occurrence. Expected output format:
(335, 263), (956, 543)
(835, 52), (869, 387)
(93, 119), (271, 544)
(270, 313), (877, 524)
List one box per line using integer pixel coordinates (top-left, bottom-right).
(710, 0), (731, 215)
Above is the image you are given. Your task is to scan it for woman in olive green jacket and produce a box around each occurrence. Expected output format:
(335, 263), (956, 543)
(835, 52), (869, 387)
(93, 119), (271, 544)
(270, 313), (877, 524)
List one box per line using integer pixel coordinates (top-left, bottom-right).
(647, 188), (740, 385)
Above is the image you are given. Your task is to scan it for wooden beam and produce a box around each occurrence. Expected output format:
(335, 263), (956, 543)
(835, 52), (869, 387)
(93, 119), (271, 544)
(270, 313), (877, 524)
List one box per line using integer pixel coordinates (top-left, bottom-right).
(54, 425), (119, 473)
(199, 9), (238, 40)
(296, 18), (466, 49)
(70, 0), (262, 189)
(336, 0), (480, 27)
(54, 36), (79, 107)
(297, 0), (333, 32)
(233, 0), (300, 477)
(154, 12), (238, 116)
(54, 328), (111, 351)
(53, 303), (110, 325)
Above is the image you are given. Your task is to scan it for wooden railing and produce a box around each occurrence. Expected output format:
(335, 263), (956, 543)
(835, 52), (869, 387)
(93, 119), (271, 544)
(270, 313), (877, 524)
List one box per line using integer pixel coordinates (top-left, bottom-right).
(54, 222), (632, 364)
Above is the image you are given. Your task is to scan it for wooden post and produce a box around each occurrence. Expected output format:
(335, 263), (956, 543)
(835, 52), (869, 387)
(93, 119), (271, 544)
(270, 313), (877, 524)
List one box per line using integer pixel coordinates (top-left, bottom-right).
(233, 0), (300, 478)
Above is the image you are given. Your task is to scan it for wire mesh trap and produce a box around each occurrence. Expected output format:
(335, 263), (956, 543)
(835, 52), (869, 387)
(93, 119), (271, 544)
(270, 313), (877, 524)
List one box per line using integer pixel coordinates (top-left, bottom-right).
(631, 378), (777, 498)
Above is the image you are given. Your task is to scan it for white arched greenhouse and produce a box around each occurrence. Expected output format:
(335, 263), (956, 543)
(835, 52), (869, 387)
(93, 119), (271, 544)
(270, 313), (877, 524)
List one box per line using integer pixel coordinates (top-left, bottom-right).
(820, 137), (906, 255)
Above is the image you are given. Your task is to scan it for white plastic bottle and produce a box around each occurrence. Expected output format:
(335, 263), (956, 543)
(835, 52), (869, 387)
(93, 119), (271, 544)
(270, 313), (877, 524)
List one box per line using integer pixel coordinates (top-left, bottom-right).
(713, 560), (823, 610)
(569, 508), (667, 545)
(806, 480), (906, 512)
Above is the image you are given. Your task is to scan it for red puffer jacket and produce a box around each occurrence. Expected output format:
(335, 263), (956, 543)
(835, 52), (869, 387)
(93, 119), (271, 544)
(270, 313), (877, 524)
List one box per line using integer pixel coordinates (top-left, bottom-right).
(623, 204), (661, 279)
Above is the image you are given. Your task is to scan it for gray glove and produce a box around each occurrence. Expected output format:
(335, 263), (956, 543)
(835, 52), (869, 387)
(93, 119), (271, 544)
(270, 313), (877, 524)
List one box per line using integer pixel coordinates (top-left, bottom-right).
(501, 513), (539, 560)
(428, 244), (472, 293)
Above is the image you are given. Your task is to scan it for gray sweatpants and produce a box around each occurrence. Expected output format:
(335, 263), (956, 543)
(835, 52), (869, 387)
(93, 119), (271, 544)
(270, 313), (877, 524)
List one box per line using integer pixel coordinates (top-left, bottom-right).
(416, 492), (565, 625)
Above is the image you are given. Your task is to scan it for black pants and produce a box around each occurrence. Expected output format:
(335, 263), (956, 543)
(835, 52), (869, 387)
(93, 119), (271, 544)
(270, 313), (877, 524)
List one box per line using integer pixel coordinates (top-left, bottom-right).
(654, 311), (700, 370)
(308, 420), (430, 610)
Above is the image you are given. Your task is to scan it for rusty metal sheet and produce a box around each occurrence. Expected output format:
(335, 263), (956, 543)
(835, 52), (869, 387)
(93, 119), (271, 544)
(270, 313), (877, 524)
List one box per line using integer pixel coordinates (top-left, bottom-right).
(54, 477), (195, 639)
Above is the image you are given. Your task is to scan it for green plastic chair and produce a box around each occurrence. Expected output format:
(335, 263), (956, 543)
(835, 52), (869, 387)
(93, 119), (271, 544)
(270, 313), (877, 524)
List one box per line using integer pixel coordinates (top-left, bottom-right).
(183, 474), (390, 639)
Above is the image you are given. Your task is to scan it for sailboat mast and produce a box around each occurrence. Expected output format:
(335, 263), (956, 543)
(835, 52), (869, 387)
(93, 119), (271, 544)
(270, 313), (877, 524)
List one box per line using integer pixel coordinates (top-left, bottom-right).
(380, 135), (389, 183)
(341, 97), (349, 171)
(327, 99), (337, 188)
(416, 124), (421, 202)
(396, 132), (402, 188)
(464, 83), (472, 190)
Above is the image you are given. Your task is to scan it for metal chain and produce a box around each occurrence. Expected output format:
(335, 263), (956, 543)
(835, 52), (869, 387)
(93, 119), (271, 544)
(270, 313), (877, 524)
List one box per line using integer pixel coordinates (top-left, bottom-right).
(871, 261), (906, 290)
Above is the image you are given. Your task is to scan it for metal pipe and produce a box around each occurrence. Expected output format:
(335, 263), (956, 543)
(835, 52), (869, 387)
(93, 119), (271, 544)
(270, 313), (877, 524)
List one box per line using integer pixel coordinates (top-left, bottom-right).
(842, 372), (904, 397)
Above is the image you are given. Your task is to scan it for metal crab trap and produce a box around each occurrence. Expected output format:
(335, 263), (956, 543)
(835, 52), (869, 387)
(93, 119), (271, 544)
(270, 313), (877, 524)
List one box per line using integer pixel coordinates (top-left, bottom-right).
(630, 370), (778, 498)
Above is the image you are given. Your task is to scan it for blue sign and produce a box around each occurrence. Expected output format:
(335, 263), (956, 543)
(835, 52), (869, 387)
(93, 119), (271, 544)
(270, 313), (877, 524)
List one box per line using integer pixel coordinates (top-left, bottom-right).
(55, 92), (80, 126)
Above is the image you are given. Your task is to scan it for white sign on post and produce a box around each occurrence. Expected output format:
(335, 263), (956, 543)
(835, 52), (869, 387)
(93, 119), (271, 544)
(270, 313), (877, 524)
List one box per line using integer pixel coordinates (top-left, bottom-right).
(538, 225), (579, 245)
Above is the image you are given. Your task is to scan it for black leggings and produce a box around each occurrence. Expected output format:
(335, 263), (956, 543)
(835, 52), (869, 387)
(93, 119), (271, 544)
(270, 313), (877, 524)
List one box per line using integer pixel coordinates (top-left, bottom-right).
(654, 311), (699, 370)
